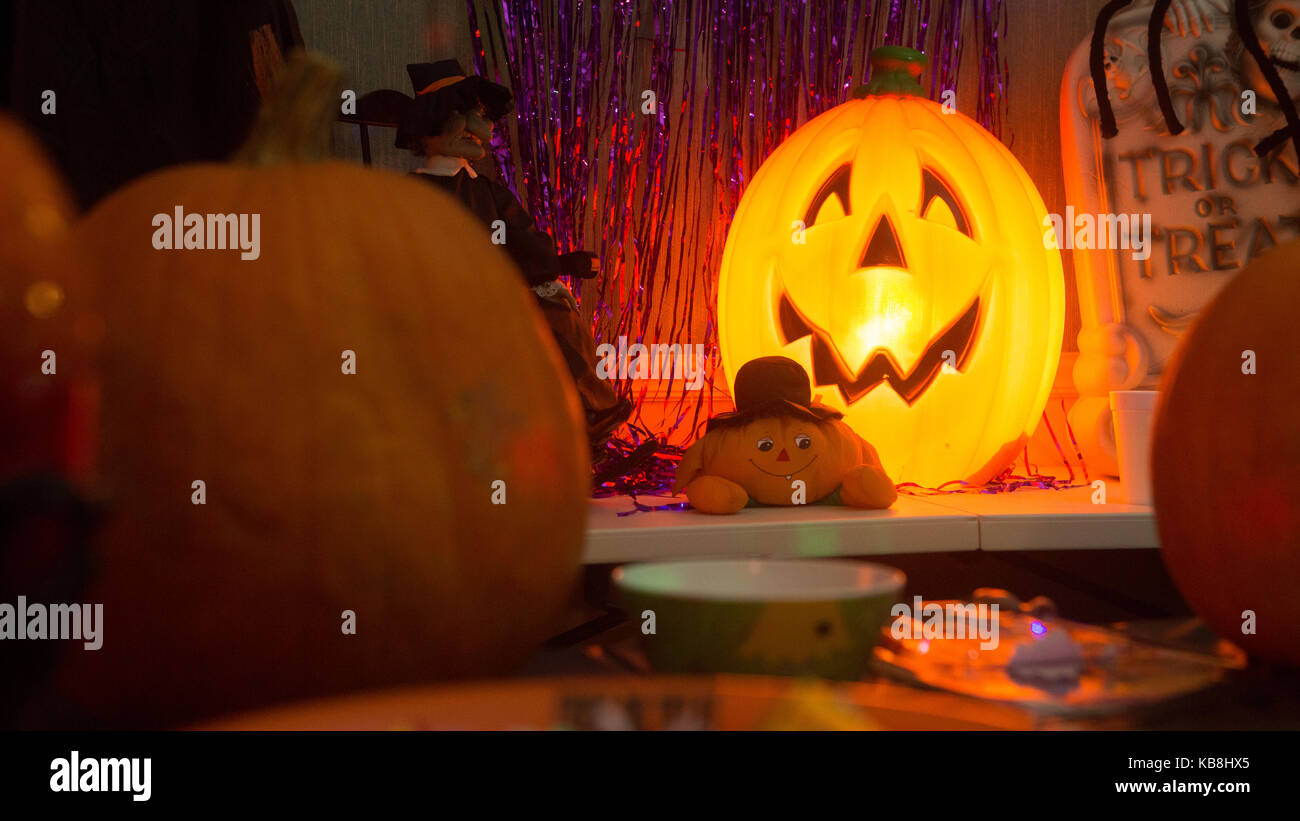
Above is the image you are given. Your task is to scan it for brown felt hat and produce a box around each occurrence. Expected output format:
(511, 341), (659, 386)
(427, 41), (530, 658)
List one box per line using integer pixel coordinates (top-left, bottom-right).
(706, 356), (842, 433)
(395, 59), (514, 151)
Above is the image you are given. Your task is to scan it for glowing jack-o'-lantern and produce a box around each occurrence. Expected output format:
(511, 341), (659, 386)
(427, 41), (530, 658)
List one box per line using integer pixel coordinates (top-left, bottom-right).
(718, 47), (1064, 486)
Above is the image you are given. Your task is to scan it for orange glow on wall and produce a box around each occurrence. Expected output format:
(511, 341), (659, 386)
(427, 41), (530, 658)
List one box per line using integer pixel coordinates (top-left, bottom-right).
(717, 49), (1065, 487)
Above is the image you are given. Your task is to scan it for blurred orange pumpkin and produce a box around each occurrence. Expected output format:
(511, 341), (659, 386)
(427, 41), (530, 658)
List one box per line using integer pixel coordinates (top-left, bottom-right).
(1152, 242), (1300, 666)
(23, 54), (590, 727)
(0, 116), (99, 483)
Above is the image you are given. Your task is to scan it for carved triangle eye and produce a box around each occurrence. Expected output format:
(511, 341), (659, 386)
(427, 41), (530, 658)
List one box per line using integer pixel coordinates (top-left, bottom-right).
(920, 168), (972, 238)
(804, 163), (852, 226)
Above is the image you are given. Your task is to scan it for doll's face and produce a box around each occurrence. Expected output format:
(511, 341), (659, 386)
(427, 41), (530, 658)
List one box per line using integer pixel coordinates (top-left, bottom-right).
(425, 104), (492, 160)
(703, 416), (863, 505)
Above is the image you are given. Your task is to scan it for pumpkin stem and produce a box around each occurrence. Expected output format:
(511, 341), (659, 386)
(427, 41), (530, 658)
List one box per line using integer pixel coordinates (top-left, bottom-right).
(235, 50), (344, 165)
(852, 46), (927, 99)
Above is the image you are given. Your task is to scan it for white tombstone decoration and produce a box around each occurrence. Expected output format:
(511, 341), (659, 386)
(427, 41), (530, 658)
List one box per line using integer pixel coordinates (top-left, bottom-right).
(1060, 0), (1300, 475)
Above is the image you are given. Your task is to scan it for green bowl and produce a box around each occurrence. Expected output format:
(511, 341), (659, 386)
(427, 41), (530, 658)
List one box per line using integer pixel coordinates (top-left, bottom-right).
(612, 559), (906, 680)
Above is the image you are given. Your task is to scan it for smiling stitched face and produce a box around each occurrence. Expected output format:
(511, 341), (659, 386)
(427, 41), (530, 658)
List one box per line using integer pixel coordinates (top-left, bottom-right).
(717, 93), (1064, 487)
(699, 415), (865, 505)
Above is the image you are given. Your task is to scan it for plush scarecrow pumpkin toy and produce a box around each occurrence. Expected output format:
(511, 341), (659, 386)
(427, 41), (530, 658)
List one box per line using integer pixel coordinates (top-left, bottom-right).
(396, 59), (631, 456)
(673, 357), (897, 514)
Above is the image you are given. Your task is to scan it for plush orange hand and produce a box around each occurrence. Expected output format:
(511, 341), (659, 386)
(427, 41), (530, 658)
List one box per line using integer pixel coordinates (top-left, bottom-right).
(682, 475), (749, 515)
(839, 464), (898, 509)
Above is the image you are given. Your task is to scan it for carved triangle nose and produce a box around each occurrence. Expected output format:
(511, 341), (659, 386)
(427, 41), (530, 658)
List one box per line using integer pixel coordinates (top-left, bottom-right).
(860, 214), (906, 269)
(776, 448), (790, 462)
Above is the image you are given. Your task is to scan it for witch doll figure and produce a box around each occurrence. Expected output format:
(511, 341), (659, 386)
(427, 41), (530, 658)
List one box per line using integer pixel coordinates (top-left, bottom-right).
(396, 60), (632, 458)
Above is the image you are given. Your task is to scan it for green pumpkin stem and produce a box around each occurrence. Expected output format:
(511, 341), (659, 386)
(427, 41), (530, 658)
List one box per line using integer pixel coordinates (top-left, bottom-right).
(851, 46), (927, 99)
(235, 50), (344, 165)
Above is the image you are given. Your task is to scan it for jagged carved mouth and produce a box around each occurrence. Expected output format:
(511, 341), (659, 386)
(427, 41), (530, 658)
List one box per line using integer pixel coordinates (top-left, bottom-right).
(778, 290), (981, 406)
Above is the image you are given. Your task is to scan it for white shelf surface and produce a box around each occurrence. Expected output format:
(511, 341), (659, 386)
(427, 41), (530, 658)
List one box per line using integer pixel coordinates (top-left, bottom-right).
(583, 480), (1157, 564)
(584, 494), (978, 565)
(917, 480), (1158, 551)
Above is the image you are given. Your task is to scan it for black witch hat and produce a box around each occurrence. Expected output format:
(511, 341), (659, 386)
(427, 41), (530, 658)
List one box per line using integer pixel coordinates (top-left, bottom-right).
(706, 356), (843, 433)
(394, 59), (514, 150)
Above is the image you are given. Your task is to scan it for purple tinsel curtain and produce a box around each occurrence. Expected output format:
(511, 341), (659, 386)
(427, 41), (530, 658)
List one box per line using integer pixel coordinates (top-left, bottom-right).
(467, 0), (1008, 444)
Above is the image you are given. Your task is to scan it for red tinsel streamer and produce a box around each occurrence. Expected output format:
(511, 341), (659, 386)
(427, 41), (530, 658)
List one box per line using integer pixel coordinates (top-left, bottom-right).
(467, 0), (1009, 497)
(897, 467), (1085, 498)
(1060, 397), (1091, 485)
(592, 424), (683, 496)
(1041, 403), (1076, 486)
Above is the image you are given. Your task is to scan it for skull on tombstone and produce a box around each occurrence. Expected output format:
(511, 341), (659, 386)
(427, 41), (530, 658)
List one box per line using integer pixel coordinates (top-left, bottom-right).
(1244, 0), (1300, 102)
(1103, 37), (1148, 100)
